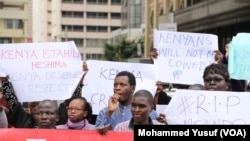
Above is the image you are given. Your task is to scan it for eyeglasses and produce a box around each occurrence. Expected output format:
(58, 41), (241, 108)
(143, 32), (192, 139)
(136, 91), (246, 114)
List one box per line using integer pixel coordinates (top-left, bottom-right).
(204, 77), (224, 83)
(66, 106), (83, 113)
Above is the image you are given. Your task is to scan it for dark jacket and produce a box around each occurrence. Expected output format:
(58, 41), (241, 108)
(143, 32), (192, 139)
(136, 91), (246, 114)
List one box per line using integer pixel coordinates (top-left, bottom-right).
(7, 102), (36, 128)
(1, 80), (36, 128)
(157, 91), (172, 105)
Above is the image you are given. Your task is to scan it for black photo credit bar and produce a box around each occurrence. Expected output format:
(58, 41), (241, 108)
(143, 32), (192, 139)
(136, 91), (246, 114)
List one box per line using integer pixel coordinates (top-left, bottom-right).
(134, 125), (250, 141)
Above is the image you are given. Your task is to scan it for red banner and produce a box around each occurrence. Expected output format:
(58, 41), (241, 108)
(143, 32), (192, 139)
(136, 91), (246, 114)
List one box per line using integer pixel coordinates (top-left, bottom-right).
(0, 129), (133, 141)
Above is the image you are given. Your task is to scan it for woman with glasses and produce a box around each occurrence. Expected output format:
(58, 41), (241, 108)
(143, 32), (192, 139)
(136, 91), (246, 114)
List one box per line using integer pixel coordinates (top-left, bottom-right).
(56, 96), (95, 130)
(58, 61), (89, 125)
(203, 63), (230, 91)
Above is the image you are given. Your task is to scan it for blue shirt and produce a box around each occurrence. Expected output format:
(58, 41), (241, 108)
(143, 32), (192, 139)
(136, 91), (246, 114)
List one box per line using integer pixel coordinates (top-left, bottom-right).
(95, 104), (159, 130)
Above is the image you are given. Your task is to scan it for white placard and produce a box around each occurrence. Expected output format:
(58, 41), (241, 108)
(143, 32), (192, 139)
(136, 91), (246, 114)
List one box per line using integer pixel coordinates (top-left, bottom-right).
(83, 60), (157, 115)
(0, 41), (83, 102)
(165, 89), (250, 124)
(154, 30), (218, 85)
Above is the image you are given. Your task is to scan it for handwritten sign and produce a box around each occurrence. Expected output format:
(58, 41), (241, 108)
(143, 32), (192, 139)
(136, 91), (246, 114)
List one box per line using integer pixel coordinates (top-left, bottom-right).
(165, 89), (250, 124)
(83, 60), (157, 115)
(229, 33), (250, 80)
(0, 41), (83, 102)
(153, 30), (218, 85)
(0, 129), (133, 141)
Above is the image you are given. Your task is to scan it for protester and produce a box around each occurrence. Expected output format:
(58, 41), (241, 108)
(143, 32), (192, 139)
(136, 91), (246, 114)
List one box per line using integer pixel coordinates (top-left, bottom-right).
(153, 81), (172, 110)
(114, 89), (164, 131)
(35, 99), (59, 129)
(58, 61), (90, 125)
(203, 63), (230, 91)
(0, 104), (8, 128)
(56, 96), (95, 130)
(95, 71), (160, 135)
(28, 102), (40, 124)
(0, 75), (35, 128)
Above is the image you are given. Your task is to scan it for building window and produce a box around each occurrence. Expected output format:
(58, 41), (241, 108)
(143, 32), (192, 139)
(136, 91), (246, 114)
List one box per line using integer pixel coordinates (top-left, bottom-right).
(0, 38), (11, 43)
(87, 0), (108, 5)
(5, 19), (23, 29)
(62, 0), (83, 3)
(62, 11), (83, 18)
(111, 0), (121, 5)
(111, 26), (120, 31)
(86, 39), (107, 47)
(62, 38), (83, 46)
(98, 26), (108, 32)
(98, 0), (108, 4)
(62, 11), (84, 18)
(111, 13), (121, 19)
(86, 26), (96, 32)
(87, 12), (107, 19)
(62, 25), (84, 32)
(87, 26), (108, 32)
(86, 53), (103, 60)
(87, 0), (96, 4)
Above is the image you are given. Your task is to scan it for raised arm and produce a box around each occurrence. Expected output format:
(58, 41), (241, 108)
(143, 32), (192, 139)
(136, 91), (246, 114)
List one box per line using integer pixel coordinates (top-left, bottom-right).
(149, 48), (158, 64)
(72, 61), (89, 97)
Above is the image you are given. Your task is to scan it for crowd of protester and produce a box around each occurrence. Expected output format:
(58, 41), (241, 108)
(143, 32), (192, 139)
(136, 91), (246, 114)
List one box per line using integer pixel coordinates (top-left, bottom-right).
(1, 41), (249, 135)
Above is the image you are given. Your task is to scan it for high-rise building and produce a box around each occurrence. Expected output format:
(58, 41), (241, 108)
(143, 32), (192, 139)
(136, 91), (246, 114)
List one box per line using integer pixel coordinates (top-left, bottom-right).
(33, 0), (123, 60)
(0, 0), (33, 43)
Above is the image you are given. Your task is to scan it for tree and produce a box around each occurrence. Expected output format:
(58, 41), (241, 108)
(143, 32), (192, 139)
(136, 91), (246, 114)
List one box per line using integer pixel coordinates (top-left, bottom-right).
(104, 39), (138, 62)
